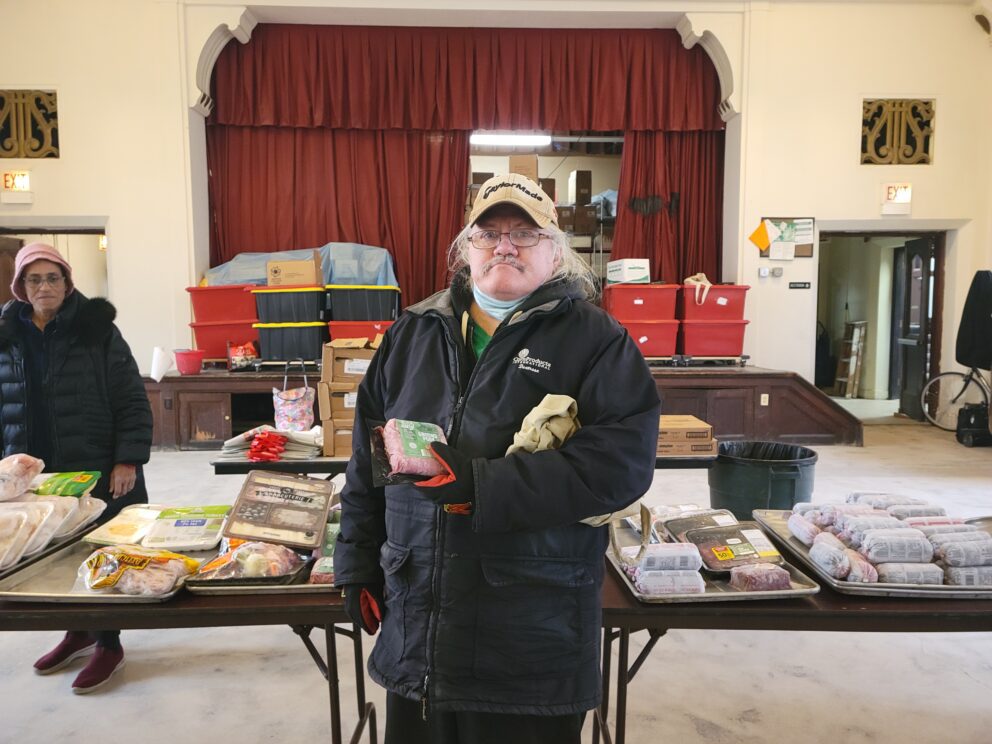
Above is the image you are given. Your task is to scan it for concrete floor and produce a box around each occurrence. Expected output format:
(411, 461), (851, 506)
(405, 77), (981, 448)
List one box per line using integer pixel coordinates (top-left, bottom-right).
(2, 425), (991, 743)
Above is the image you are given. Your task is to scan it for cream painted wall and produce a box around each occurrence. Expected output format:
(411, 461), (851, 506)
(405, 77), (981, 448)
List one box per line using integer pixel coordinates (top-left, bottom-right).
(2, 0), (989, 380)
(469, 154), (622, 205)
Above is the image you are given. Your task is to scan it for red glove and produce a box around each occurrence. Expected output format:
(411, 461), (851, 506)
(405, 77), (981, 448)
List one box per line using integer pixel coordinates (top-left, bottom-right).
(416, 442), (474, 514)
(343, 584), (384, 635)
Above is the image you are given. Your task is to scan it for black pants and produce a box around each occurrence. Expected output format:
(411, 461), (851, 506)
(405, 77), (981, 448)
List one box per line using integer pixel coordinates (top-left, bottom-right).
(385, 691), (585, 744)
(67, 630), (121, 650)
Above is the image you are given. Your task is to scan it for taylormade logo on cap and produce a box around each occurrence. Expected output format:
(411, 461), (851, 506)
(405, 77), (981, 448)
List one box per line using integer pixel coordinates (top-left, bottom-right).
(469, 173), (558, 228)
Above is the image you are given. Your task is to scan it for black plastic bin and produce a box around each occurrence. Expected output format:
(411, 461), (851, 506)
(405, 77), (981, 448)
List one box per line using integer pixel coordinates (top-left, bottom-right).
(253, 322), (329, 361)
(252, 287), (325, 323)
(707, 441), (818, 520)
(325, 285), (400, 321)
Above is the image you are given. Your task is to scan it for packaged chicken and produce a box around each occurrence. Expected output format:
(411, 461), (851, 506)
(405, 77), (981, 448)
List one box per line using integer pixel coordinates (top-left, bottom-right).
(141, 505), (231, 552)
(16, 501), (58, 555)
(943, 566), (992, 587)
(859, 531), (933, 564)
(79, 545), (199, 596)
(195, 541), (303, 581)
(886, 505), (947, 520)
(0, 454), (45, 502)
(728, 563), (792, 591)
(33, 471), (101, 497)
(787, 513), (820, 546)
(54, 495), (106, 538)
(19, 495), (78, 538)
(0, 502), (56, 566)
(876, 562), (944, 585)
(83, 506), (163, 546)
(0, 509), (31, 569)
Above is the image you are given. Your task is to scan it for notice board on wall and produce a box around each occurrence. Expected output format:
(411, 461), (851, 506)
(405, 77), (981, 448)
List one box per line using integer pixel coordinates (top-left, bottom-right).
(760, 217), (815, 259)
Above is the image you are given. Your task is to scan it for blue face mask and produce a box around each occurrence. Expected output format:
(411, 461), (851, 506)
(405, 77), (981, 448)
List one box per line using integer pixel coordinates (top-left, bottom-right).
(472, 284), (530, 321)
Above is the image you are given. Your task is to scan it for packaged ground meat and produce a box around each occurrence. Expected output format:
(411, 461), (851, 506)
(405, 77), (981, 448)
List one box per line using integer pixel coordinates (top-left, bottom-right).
(813, 531), (847, 551)
(844, 549), (879, 583)
(791, 502), (817, 515)
(887, 505), (947, 520)
(729, 563), (792, 591)
(941, 540), (992, 568)
(859, 532), (933, 564)
(787, 513), (820, 546)
(838, 516), (908, 548)
(917, 523), (981, 537)
(658, 510), (738, 542)
(876, 562), (944, 585)
(943, 565), (992, 587)
(620, 542), (703, 572)
(929, 531), (992, 559)
(633, 569), (706, 595)
(683, 523), (781, 572)
(846, 493), (926, 509)
(382, 419), (447, 476)
(811, 503), (882, 527)
(904, 516), (966, 528)
(809, 541), (851, 579)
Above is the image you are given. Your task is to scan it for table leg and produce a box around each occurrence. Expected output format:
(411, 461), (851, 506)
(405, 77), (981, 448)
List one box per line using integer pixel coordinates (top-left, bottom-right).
(616, 628), (630, 744)
(326, 624), (343, 744)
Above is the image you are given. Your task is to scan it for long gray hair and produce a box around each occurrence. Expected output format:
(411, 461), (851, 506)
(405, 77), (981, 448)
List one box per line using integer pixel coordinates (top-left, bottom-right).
(447, 223), (600, 300)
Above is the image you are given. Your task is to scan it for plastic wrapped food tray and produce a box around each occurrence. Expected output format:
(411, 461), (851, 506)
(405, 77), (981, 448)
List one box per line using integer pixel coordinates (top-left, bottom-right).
(754, 509), (992, 599)
(184, 559), (335, 595)
(683, 521), (784, 573)
(608, 504), (818, 603)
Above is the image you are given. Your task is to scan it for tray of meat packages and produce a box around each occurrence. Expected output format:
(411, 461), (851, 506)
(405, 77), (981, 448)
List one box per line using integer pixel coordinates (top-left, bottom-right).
(607, 504), (819, 603)
(755, 508), (992, 599)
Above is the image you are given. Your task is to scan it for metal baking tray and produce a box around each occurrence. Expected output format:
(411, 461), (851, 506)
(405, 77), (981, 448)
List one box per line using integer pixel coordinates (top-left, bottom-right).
(754, 509), (992, 599)
(185, 559), (336, 595)
(608, 521), (819, 604)
(0, 538), (211, 604)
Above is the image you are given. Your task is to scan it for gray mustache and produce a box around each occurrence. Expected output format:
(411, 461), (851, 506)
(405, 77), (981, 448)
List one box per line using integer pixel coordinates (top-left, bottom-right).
(483, 256), (525, 273)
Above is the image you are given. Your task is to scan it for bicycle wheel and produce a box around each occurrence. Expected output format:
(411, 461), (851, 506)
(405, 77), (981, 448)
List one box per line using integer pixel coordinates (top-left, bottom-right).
(920, 371), (990, 431)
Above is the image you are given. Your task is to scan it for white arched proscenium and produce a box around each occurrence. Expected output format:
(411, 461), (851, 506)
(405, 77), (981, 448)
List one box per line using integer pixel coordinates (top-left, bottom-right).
(676, 14), (738, 122)
(191, 9), (258, 117)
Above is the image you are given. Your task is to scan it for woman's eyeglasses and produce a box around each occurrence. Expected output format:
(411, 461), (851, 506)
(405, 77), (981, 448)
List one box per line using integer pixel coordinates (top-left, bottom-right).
(23, 274), (65, 288)
(469, 230), (549, 251)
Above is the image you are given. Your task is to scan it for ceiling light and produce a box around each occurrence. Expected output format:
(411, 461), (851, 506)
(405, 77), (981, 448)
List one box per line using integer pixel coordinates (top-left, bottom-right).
(470, 132), (552, 147)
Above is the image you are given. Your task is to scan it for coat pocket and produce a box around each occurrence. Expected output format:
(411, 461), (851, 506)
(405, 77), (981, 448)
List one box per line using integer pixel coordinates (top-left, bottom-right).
(376, 542), (413, 665)
(474, 557), (598, 681)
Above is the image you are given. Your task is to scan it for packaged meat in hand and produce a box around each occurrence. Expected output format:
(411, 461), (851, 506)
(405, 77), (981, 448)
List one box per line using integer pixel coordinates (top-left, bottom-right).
(683, 523), (781, 572)
(79, 545), (200, 596)
(0, 454), (45, 502)
(876, 562), (944, 585)
(728, 563), (792, 591)
(382, 419), (447, 476)
(787, 513), (820, 546)
(844, 549), (879, 583)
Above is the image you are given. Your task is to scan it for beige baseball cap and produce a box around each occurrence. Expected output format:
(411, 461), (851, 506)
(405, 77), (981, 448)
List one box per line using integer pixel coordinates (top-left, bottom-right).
(469, 173), (558, 228)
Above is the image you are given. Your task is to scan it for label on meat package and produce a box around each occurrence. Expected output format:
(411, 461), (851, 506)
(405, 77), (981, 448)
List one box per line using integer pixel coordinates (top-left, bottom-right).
(223, 472), (334, 550)
(684, 522), (784, 572)
(740, 529), (780, 558)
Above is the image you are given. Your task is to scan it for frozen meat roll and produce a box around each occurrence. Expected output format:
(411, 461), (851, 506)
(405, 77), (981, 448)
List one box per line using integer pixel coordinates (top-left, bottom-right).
(729, 563), (792, 591)
(876, 562), (944, 585)
(810, 541), (851, 579)
(787, 513), (821, 546)
(847, 493), (926, 509)
(903, 516), (965, 528)
(844, 549), (879, 583)
(813, 532), (846, 551)
(859, 532), (933, 564)
(792, 502), (817, 515)
(943, 566), (992, 587)
(886, 505), (947, 520)
(917, 524), (981, 537)
(941, 540), (992, 568)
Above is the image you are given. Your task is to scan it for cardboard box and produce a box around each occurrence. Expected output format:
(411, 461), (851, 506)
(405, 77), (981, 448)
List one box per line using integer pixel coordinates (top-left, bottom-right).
(267, 249), (322, 287)
(607, 259), (651, 284)
(656, 439), (719, 457)
(658, 415), (713, 442)
(322, 417), (355, 457)
(320, 344), (375, 382)
(567, 170), (592, 206)
(508, 154), (539, 183)
(574, 204), (599, 234)
(471, 172), (494, 185)
(538, 177), (556, 201)
(556, 205), (575, 233)
(318, 381), (358, 421)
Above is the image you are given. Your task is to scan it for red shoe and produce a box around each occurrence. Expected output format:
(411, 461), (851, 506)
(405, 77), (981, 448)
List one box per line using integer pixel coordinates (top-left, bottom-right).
(71, 647), (125, 694)
(33, 632), (96, 675)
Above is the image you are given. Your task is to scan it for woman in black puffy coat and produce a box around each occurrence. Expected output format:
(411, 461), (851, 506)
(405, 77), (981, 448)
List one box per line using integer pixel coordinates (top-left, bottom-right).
(0, 242), (152, 694)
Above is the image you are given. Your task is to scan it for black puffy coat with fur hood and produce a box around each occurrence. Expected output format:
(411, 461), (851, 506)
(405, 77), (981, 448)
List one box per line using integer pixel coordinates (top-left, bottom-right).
(0, 291), (152, 505)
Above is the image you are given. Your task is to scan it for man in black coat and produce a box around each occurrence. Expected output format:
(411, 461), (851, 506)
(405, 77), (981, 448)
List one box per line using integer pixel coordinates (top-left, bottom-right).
(0, 242), (152, 694)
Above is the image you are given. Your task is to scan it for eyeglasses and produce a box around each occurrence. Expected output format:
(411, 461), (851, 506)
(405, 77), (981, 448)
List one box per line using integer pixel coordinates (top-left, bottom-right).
(23, 274), (65, 288)
(469, 229), (549, 251)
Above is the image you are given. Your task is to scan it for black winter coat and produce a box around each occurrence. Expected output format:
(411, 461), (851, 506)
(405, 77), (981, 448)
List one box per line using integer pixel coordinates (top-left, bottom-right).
(0, 292), (152, 511)
(956, 270), (992, 371)
(335, 272), (660, 715)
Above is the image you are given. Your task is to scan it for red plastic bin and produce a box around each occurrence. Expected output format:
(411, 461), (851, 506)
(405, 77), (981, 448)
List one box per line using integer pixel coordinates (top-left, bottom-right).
(603, 284), (679, 321)
(678, 284), (750, 320)
(619, 320), (679, 357)
(328, 320), (394, 343)
(679, 320), (749, 357)
(190, 319), (259, 358)
(186, 285), (256, 323)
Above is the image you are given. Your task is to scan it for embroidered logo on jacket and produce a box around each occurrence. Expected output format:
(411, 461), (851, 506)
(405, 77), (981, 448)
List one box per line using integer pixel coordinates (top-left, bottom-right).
(512, 348), (551, 374)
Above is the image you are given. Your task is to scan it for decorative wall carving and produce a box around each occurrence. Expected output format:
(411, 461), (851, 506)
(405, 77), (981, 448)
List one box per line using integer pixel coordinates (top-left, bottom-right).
(0, 90), (60, 158)
(861, 99), (933, 165)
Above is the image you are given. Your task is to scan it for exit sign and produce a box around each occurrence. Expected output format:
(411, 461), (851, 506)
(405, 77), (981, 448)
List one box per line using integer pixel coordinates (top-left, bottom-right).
(1, 170), (33, 204)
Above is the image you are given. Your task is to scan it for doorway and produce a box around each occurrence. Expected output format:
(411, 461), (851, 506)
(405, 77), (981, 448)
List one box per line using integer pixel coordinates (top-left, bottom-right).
(0, 231), (108, 301)
(816, 232), (944, 423)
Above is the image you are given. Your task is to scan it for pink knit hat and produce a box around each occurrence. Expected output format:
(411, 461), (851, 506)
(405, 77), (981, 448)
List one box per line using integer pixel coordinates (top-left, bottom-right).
(11, 242), (75, 303)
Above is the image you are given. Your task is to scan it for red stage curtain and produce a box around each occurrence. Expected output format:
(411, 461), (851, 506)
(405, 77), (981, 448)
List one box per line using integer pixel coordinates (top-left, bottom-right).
(207, 126), (469, 302)
(612, 131), (724, 283)
(212, 26), (723, 132)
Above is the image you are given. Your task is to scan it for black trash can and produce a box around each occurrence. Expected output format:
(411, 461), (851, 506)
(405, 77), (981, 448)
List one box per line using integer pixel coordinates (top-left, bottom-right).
(708, 441), (818, 520)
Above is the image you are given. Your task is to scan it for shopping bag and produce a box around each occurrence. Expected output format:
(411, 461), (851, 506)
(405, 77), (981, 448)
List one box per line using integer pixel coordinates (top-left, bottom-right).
(683, 272), (712, 305)
(272, 360), (315, 431)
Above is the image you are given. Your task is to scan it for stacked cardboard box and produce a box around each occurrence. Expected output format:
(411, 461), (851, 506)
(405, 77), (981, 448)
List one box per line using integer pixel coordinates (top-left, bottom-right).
(657, 415), (718, 457)
(318, 341), (376, 457)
